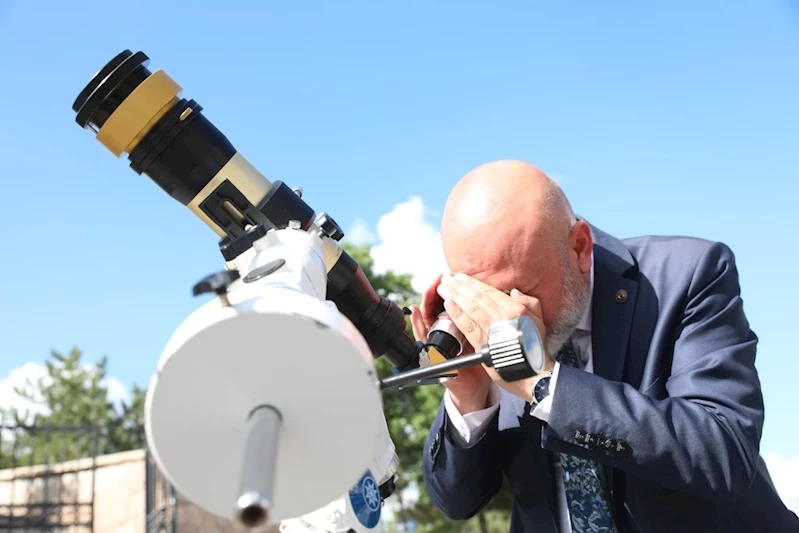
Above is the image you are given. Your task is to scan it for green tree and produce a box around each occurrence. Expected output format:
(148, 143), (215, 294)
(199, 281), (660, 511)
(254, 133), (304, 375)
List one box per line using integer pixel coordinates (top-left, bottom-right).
(342, 243), (512, 533)
(0, 347), (146, 468)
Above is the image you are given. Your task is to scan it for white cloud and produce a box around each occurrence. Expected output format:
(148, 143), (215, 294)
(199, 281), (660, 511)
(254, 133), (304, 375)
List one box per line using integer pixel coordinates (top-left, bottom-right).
(0, 362), (130, 425)
(0, 362), (50, 424)
(764, 452), (799, 514)
(359, 196), (447, 294)
(345, 218), (377, 246)
(106, 377), (130, 407)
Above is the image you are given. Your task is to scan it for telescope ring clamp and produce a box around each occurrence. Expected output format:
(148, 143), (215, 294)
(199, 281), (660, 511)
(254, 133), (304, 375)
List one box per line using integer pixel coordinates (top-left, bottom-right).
(380, 314), (546, 390)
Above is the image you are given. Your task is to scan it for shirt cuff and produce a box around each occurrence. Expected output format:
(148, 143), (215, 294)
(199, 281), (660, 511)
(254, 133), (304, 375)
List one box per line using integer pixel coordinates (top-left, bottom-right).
(444, 383), (502, 445)
(530, 362), (561, 422)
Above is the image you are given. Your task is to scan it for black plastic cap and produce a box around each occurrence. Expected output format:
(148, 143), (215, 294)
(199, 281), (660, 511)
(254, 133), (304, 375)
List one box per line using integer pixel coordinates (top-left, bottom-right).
(73, 50), (151, 129)
(73, 50), (133, 113)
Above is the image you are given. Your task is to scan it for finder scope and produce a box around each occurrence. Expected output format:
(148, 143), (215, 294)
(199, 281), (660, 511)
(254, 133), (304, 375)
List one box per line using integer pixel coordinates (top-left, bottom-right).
(72, 49), (421, 372)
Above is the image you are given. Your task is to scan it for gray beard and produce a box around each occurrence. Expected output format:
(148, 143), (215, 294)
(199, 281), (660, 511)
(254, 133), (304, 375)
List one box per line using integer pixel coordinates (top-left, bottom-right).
(545, 254), (591, 358)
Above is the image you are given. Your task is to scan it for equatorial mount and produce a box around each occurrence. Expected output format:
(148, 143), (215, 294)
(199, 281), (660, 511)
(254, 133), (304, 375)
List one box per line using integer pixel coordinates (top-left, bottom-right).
(71, 48), (547, 532)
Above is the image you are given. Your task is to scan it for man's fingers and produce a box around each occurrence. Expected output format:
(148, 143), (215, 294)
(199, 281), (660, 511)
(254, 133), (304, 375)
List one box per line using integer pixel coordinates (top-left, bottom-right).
(442, 298), (486, 349)
(510, 289), (544, 319)
(408, 305), (428, 343)
(440, 274), (506, 320)
(443, 274), (528, 321)
(420, 273), (445, 327)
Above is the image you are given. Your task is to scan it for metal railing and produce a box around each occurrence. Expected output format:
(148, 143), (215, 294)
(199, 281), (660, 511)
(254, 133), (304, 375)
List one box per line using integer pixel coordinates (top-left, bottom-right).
(145, 447), (178, 533)
(0, 422), (179, 533)
(0, 423), (99, 531)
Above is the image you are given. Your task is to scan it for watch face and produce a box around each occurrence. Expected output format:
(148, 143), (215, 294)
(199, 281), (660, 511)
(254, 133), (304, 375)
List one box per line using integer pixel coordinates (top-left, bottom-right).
(518, 315), (545, 373)
(535, 375), (551, 403)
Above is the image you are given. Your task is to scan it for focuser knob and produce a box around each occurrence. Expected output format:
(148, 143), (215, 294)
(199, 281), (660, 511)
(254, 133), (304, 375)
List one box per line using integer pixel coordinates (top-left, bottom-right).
(316, 212), (344, 241)
(481, 315), (546, 382)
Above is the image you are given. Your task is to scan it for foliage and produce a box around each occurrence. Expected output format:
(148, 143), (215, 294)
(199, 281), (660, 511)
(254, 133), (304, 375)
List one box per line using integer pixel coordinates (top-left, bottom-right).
(0, 347), (146, 469)
(343, 243), (512, 533)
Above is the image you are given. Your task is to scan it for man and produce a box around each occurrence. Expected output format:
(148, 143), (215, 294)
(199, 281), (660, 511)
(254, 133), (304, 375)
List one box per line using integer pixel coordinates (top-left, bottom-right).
(409, 160), (798, 532)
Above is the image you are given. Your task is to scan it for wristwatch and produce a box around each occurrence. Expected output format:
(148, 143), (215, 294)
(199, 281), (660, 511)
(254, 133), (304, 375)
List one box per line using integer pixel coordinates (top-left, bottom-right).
(531, 373), (552, 405)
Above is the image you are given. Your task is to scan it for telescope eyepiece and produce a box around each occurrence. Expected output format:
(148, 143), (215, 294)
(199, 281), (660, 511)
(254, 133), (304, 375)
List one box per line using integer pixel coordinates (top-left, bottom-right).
(426, 312), (465, 360)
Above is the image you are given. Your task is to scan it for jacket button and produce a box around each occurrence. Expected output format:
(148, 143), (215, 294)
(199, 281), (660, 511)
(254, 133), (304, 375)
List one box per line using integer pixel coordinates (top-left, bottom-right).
(616, 440), (631, 457)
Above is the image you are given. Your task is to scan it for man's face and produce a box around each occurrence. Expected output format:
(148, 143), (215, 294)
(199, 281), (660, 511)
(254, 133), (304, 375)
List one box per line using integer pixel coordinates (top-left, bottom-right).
(543, 245), (592, 355)
(446, 223), (593, 357)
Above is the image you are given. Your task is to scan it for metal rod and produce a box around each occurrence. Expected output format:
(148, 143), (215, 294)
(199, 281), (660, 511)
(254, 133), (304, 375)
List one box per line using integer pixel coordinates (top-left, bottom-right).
(235, 404), (283, 529)
(379, 352), (486, 390)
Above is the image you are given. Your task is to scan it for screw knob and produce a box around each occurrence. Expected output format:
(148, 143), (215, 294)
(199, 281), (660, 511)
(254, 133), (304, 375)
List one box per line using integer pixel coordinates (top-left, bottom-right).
(192, 270), (241, 297)
(316, 212), (344, 241)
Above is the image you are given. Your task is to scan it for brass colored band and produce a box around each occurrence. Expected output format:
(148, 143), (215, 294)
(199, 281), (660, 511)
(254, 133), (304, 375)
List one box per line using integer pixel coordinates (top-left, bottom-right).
(96, 70), (182, 157)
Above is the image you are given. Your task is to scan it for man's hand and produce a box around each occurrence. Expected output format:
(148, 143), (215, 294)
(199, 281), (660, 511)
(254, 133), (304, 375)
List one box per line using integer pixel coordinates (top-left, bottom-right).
(435, 273), (552, 403)
(409, 274), (495, 415)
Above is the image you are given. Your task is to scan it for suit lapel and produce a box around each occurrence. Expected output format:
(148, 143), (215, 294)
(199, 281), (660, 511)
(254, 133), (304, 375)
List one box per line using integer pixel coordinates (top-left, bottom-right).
(589, 224), (639, 383)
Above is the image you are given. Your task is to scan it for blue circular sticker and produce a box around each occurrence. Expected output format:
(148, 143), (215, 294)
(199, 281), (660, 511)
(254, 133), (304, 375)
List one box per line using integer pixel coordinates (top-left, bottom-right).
(348, 470), (381, 528)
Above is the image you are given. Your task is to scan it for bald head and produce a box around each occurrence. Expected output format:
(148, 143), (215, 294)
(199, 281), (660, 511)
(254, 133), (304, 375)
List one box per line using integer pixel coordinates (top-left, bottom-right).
(441, 160), (576, 284)
(437, 159), (593, 351)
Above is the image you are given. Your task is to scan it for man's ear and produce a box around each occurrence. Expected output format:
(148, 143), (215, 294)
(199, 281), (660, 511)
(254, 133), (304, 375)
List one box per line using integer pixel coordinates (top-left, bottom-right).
(570, 220), (593, 274)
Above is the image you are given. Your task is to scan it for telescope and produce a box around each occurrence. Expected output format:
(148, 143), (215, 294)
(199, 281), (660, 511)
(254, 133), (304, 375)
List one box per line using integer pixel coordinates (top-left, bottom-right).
(71, 50), (547, 532)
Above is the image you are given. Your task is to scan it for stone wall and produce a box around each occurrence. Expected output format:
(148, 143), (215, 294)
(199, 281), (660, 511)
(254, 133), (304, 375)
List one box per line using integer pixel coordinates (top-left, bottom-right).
(0, 449), (145, 533)
(0, 448), (281, 533)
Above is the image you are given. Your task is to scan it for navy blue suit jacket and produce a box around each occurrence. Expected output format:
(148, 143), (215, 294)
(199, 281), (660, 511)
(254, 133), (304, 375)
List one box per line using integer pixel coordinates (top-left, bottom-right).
(422, 223), (798, 532)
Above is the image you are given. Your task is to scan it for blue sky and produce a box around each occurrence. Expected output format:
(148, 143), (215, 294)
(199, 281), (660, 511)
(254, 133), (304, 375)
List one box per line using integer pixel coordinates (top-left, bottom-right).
(1, 0), (797, 509)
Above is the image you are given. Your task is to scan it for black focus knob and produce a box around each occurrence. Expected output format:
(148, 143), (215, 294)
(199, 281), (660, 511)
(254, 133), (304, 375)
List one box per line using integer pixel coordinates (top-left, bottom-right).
(316, 212), (344, 241)
(192, 270), (241, 297)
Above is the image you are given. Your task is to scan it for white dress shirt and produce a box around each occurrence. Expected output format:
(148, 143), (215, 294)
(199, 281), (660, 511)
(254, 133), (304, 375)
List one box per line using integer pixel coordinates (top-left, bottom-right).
(443, 262), (595, 533)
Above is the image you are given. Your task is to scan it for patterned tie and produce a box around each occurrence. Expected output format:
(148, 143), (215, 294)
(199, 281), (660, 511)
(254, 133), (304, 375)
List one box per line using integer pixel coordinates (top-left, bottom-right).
(555, 339), (616, 533)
